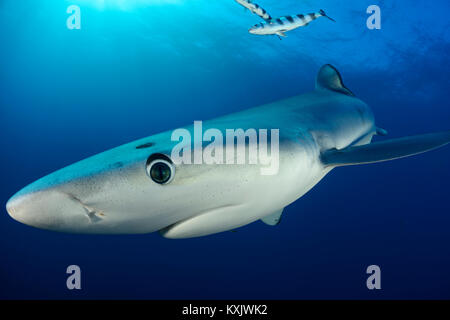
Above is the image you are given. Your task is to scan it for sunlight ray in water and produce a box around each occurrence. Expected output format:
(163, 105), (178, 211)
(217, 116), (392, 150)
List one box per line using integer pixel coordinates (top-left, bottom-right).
(74, 0), (184, 11)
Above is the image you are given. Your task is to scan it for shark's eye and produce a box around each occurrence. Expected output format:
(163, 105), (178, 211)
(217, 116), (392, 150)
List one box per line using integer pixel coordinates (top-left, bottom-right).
(146, 155), (175, 185)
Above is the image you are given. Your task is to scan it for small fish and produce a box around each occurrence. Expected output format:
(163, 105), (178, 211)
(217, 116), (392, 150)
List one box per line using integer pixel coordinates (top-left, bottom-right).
(235, 0), (272, 22)
(248, 9), (335, 37)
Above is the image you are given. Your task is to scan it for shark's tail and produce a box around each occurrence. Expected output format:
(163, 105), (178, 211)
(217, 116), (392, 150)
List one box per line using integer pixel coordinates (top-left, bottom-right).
(319, 9), (335, 22)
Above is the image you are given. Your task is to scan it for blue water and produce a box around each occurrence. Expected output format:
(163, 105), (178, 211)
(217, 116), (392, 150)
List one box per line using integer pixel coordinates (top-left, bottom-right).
(1, 0), (449, 299)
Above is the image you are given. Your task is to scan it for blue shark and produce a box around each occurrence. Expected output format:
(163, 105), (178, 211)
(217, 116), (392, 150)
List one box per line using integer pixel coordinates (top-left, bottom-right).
(6, 65), (450, 238)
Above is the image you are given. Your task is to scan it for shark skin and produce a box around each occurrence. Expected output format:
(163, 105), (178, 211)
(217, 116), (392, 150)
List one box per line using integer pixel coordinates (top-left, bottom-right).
(5, 65), (450, 238)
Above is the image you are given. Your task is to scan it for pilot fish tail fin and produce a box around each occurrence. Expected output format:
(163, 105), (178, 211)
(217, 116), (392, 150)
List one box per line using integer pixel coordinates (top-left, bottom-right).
(320, 131), (450, 167)
(319, 9), (335, 22)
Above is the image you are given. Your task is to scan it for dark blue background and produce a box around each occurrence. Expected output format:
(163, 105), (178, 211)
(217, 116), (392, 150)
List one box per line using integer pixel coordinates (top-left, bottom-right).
(1, 0), (449, 299)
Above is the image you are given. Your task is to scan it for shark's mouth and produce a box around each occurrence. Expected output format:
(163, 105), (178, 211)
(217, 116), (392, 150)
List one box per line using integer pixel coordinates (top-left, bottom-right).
(68, 194), (105, 223)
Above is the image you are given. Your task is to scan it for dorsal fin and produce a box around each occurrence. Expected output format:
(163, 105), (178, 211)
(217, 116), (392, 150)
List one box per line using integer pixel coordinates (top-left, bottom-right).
(315, 64), (354, 96)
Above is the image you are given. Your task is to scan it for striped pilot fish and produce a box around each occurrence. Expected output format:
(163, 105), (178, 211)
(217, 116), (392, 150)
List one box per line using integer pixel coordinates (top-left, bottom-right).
(235, 0), (272, 22)
(249, 9), (335, 37)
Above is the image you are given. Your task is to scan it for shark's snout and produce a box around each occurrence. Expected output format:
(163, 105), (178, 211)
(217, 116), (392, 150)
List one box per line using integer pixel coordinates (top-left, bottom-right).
(6, 196), (18, 219)
(6, 189), (90, 232)
(6, 191), (37, 224)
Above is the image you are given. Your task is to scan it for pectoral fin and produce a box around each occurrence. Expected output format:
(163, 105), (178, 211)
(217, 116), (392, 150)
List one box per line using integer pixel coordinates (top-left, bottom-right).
(261, 208), (284, 226)
(276, 31), (286, 37)
(321, 131), (450, 167)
